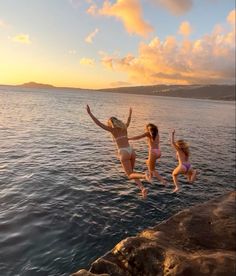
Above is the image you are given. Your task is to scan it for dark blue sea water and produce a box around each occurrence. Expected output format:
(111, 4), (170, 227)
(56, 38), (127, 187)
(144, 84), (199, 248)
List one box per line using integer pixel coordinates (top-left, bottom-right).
(0, 87), (235, 276)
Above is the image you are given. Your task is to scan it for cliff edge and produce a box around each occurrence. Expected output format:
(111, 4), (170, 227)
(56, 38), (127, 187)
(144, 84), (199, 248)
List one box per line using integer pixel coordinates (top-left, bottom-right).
(72, 191), (236, 276)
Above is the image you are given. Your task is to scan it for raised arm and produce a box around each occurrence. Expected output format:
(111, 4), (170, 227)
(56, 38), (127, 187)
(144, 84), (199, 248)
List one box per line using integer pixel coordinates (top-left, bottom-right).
(128, 132), (148, 141)
(170, 129), (178, 150)
(86, 105), (112, 132)
(126, 107), (132, 128)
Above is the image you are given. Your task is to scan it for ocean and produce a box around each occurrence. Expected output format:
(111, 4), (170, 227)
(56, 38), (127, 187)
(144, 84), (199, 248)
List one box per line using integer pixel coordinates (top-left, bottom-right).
(0, 87), (235, 276)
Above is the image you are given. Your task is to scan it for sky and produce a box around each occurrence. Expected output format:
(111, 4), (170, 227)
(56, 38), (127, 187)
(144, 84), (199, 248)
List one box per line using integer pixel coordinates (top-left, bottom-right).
(0, 0), (235, 89)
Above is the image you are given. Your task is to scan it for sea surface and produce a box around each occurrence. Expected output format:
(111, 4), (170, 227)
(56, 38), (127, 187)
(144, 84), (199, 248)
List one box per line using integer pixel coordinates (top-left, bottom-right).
(0, 87), (235, 276)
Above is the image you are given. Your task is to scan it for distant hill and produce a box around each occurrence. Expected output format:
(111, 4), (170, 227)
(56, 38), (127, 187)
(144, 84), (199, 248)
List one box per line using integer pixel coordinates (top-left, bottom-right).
(98, 84), (235, 101)
(1, 82), (235, 101)
(19, 82), (56, 89)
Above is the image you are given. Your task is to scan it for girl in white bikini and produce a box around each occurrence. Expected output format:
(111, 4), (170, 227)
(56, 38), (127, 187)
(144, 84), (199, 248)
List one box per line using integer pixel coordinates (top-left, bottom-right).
(171, 129), (197, 192)
(86, 105), (149, 198)
(128, 123), (167, 185)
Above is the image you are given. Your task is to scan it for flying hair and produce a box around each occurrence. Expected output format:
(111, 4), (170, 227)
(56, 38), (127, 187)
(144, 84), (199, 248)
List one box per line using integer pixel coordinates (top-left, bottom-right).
(146, 123), (158, 141)
(108, 117), (126, 129)
(175, 139), (190, 158)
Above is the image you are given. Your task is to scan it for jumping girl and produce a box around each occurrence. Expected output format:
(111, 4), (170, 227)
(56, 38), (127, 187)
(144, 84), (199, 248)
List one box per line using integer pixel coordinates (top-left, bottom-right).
(171, 129), (197, 192)
(128, 123), (167, 185)
(86, 105), (149, 198)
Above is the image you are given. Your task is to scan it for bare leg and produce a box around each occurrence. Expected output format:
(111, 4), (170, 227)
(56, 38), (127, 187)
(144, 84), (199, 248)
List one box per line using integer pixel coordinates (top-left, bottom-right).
(172, 166), (183, 192)
(145, 158), (153, 183)
(153, 170), (167, 185)
(146, 153), (167, 184)
(186, 168), (197, 183)
(131, 150), (136, 172)
(135, 179), (148, 198)
(190, 169), (197, 183)
(120, 152), (149, 197)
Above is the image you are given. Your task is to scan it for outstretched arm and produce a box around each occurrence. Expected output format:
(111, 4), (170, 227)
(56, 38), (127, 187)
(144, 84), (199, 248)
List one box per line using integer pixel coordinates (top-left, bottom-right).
(128, 132), (148, 140)
(170, 129), (178, 150)
(126, 108), (132, 128)
(86, 105), (112, 132)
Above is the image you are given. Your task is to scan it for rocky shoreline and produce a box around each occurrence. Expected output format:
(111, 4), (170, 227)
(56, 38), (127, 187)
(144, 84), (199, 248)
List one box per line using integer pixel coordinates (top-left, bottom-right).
(72, 191), (236, 276)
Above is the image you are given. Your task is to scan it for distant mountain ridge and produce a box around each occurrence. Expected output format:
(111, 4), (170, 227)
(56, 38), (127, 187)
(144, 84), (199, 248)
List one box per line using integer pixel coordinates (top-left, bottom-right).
(0, 82), (235, 101)
(98, 84), (236, 101)
(19, 82), (56, 89)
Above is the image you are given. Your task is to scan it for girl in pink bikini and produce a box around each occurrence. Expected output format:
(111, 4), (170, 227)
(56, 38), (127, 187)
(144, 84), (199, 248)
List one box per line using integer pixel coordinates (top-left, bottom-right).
(171, 129), (197, 192)
(86, 105), (149, 198)
(128, 123), (167, 185)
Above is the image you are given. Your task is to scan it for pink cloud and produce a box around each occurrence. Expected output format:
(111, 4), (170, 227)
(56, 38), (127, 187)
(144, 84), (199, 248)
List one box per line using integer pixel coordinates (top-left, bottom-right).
(92, 0), (153, 37)
(100, 10), (235, 85)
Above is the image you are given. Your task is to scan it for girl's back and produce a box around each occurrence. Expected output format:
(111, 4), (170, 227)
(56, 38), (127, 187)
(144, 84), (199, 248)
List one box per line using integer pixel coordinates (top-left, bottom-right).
(146, 123), (160, 150)
(147, 133), (159, 149)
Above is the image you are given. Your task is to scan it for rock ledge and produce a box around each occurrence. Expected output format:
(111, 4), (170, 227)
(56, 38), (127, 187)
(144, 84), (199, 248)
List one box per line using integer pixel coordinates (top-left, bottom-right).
(72, 191), (236, 276)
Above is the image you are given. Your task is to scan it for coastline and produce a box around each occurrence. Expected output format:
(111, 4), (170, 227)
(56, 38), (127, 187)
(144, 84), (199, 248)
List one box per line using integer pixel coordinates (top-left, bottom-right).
(0, 83), (235, 102)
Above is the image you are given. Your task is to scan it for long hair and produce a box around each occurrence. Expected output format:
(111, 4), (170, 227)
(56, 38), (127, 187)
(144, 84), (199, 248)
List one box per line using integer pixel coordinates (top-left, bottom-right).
(107, 117), (126, 129)
(175, 140), (190, 158)
(146, 123), (158, 141)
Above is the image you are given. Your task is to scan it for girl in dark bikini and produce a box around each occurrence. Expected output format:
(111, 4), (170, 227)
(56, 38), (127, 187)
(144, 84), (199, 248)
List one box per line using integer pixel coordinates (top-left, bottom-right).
(128, 123), (167, 185)
(171, 129), (197, 192)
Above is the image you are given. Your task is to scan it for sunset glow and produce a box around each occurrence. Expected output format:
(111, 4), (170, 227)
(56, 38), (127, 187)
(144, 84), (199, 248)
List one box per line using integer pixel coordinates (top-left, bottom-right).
(0, 0), (235, 89)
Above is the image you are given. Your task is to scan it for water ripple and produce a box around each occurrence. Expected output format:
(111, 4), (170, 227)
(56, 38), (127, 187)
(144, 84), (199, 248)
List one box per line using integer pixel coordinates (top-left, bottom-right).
(0, 89), (235, 276)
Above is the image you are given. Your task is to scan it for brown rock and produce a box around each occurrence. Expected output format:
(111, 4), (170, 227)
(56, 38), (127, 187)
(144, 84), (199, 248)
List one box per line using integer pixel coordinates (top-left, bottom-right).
(72, 191), (236, 276)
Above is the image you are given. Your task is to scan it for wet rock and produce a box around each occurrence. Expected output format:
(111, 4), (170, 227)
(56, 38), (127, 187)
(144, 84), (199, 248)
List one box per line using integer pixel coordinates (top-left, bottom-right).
(72, 191), (236, 276)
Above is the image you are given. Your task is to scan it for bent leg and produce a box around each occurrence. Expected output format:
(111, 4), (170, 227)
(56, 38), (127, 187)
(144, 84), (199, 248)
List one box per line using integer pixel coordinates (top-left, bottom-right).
(190, 169), (197, 183)
(130, 150), (136, 172)
(186, 168), (197, 183)
(121, 159), (146, 180)
(121, 159), (148, 198)
(172, 165), (184, 192)
(153, 170), (167, 185)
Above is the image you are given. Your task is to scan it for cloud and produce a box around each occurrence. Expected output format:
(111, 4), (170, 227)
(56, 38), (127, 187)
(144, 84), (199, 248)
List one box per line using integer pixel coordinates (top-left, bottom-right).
(85, 28), (99, 43)
(155, 0), (193, 15)
(80, 57), (95, 66)
(93, 0), (153, 37)
(178, 21), (192, 37)
(99, 10), (235, 85)
(11, 34), (32, 44)
(227, 9), (235, 27)
(86, 3), (97, 15)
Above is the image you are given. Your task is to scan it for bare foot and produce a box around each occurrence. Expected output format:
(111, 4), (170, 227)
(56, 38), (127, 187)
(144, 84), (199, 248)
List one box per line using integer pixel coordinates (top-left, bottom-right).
(141, 187), (148, 199)
(172, 187), (180, 193)
(190, 170), (197, 183)
(145, 171), (153, 183)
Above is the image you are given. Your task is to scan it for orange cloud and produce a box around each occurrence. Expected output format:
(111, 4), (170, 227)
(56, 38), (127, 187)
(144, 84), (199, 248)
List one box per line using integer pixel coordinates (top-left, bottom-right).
(11, 34), (32, 44)
(86, 4), (96, 15)
(178, 21), (192, 37)
(100, 10), (235, 85)
(80, 57), (95, 66)
(227, 9), (235, 27)
(96, 0), (153, 37)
